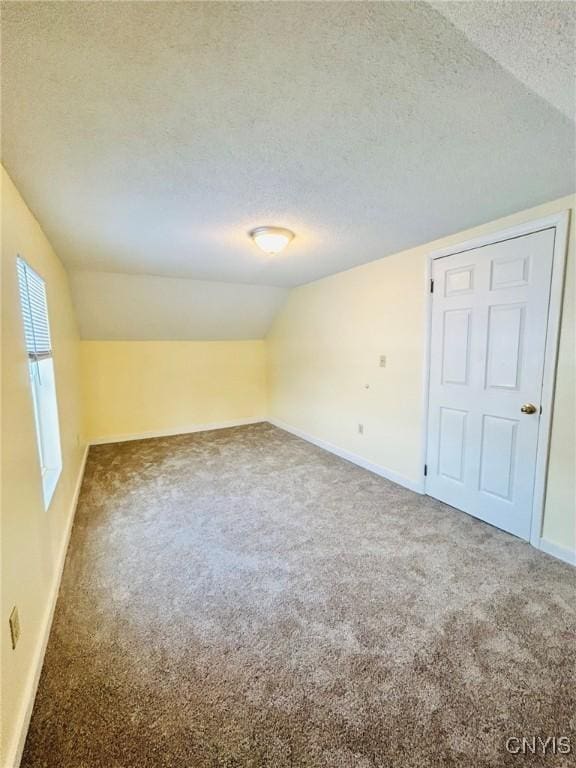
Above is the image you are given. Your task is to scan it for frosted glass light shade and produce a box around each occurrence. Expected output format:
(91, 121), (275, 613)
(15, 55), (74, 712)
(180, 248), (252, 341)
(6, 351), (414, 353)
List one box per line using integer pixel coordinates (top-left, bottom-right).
(250, 226), (294, 255)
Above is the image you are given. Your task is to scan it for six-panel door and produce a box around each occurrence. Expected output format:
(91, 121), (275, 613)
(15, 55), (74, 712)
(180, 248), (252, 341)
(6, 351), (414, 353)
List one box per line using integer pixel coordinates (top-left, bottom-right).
(426, 228), (555, 540)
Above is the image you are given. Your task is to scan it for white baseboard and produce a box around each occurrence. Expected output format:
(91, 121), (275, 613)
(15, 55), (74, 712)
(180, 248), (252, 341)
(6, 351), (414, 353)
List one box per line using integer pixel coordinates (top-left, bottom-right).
(6, 445), (89, 768)
(538, 537), (576, 567)
(268, 418), (424, 494)
(88, 417), (266, 446)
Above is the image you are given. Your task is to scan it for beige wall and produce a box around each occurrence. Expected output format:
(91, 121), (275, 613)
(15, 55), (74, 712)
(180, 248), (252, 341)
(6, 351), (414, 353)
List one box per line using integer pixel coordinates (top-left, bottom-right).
(1, 167), (86, 766)
(268, 195), (576, 553)
(81, 341), (267, 443)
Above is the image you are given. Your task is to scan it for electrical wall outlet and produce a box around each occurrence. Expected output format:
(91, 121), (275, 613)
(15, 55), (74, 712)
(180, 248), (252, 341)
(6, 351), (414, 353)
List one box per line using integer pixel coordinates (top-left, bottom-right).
(358, 423), (364, 435)
(379, 355), (387, 367)
(9, 606), (20, 650)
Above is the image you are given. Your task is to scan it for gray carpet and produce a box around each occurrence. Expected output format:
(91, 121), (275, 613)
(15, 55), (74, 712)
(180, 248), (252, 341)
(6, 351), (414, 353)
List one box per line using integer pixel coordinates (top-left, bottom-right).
(22, 423), (575, 767)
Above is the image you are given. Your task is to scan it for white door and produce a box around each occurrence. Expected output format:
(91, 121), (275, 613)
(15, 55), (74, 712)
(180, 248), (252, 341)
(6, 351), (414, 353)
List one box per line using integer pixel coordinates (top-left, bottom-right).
(426, 228), (555, 540)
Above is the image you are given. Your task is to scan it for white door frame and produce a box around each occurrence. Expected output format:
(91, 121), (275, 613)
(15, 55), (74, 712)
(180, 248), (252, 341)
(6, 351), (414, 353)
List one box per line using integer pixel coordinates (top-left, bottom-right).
(421, 211), (570, 549)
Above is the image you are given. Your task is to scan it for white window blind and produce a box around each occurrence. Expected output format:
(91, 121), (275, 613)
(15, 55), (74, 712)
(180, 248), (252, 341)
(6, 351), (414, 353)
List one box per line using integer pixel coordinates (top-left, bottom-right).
(17, 257), (53, 361)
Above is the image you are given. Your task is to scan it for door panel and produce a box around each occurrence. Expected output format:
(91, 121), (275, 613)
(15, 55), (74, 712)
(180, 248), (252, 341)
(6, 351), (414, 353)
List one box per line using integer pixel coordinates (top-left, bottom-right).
(490, 254), (529, 289)
(445, 265), (475, 295)
(438, 408), (467, 482)
(426, 228), (555, 540)
(479, 415), (518, 500)
(442, 310), (471, 385)
(485, 304), (524, 390)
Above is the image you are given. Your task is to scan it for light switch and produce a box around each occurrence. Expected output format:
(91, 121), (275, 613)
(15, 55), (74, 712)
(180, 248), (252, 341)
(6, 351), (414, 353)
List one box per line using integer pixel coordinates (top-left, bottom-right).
(379, 355), (387, 367)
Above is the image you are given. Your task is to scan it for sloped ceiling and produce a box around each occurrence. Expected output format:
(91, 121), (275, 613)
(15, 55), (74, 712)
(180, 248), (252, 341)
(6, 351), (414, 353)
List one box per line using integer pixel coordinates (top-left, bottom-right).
(69, 271), (287, 341)
(431, 1), (575, 121)
(1, 1), (574, 339)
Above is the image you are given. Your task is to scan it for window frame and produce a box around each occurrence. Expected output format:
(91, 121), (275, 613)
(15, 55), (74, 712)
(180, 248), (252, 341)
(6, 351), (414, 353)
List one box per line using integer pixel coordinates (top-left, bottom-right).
(16, 256), (63, 509)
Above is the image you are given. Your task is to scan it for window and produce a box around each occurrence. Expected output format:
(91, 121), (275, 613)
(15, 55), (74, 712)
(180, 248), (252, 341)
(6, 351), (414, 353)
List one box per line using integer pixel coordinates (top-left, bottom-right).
(17, 257), (62, 508)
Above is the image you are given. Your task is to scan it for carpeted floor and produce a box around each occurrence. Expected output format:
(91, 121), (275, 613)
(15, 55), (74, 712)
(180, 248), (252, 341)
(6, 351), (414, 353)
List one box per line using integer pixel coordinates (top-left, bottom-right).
(22, 423), (575, 767)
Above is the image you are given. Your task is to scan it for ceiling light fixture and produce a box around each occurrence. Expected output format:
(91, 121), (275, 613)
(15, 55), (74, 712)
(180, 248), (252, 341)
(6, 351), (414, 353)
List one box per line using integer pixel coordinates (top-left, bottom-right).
(249, 226), (294, 255)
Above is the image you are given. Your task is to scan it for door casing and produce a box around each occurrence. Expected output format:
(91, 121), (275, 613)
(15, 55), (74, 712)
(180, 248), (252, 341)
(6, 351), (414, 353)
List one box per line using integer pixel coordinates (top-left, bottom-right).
(421, 211), (570, 550)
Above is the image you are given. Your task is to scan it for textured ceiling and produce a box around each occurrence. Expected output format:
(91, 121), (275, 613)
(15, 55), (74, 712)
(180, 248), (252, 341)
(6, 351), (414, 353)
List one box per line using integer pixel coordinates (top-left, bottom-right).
(431, 1), (576, 121)
(1, 1), (575, 291)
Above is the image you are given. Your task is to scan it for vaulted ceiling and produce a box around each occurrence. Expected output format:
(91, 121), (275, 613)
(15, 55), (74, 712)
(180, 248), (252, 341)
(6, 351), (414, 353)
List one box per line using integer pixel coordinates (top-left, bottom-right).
(431, 1), (575, 121)
(2, 1), (574, 338)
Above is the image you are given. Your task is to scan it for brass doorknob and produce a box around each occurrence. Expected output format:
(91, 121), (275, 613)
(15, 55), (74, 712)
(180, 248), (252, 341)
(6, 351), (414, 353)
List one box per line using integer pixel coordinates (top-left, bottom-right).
(520, 403), (537, 414)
